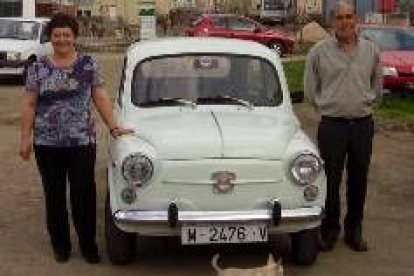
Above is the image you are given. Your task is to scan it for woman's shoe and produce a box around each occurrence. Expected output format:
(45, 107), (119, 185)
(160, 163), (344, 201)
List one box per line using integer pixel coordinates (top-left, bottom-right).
(83, 251), (101, 264)
(54, 251), (70, 263)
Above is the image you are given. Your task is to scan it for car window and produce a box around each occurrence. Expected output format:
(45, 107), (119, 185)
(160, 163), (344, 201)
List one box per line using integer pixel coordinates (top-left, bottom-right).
(132, 54), (282, 107)
(192, 16), (204, 27)
(211, 17), (226, 28)
(40, 24), (49, 43)
(247, 59), (282, 105)
(360, 27), (414, 50)
(0, 19), (40, 40)
(263, 0), (285, 10)
(228, 18), (256, 31)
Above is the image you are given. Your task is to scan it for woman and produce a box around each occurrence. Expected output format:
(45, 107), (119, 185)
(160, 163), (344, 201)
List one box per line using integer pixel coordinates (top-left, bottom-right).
(19, 13), (130, 263)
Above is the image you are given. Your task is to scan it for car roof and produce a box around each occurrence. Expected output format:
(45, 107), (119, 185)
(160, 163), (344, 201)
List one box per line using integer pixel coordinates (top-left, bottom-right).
(127, 37), (278, 62)
(0, 17), (49, 23)
(202, 13), (243, 18)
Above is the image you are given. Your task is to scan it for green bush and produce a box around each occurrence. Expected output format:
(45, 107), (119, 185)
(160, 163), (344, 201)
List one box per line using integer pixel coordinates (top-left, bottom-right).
(283, 60), (305, 92)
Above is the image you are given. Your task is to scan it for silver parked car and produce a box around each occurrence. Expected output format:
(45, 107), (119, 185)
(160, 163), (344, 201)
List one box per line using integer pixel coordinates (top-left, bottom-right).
(106, 37), (326, 266)
(0, 17), (52, 82)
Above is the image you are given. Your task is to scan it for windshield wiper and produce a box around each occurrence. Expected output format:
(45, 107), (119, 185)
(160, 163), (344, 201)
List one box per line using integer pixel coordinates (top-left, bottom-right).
(197, 95), (253, 109)
(140, 97), (196, 108)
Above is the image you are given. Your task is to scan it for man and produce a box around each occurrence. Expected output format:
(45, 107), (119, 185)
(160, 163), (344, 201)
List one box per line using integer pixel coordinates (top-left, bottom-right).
(304, 1), (382, 252)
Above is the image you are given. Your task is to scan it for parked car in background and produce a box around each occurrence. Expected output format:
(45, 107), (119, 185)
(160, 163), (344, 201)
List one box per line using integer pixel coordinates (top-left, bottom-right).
(185, 14), (295, 56)
(105, 37), (326, 266)
(359, 25), (414, 94)
(0, 17), (51, 82)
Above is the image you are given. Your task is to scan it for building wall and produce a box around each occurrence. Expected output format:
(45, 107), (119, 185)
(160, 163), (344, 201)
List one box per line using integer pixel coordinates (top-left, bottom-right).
(157, 0), (172, 15)
(297, 0), (322, 14)
(323, 0), (379, 26)
(83, 0), (172, 25)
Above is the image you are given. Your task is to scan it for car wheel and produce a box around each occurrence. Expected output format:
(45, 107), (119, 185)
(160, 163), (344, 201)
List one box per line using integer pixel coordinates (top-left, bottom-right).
(105, 192), (136, 265)
(291, 227), (318, 266)
(21, 56), (36, 85)
(269, 42), (285, 57)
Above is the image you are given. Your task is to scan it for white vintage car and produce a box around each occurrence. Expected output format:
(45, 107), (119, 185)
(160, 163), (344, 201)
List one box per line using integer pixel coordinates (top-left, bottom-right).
(106, 37), (326, 266)
(0, 17), (52, 81)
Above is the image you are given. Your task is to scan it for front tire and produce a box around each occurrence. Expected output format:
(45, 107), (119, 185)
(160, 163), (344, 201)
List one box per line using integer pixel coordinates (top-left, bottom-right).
(291, 227), (318, 266)
(269, 41), (285, 57)
(105, 192), (136, 265)
(21, 56), (36, 85)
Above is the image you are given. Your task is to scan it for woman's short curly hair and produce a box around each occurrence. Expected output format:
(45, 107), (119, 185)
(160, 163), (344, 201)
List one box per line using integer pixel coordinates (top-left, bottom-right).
(46, 12), (79, 39)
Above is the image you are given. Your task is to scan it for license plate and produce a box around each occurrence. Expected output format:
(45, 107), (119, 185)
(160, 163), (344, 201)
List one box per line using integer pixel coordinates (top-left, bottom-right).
(181, 224), (268, 245)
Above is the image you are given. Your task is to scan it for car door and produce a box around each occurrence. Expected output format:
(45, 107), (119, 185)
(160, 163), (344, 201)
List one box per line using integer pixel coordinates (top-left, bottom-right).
(37, 23), (53, 57)
(227, 17), (257, 42)
(207, 17), (229, 38)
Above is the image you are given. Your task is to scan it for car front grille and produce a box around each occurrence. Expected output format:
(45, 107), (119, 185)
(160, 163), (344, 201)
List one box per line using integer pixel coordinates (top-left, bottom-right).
(0, 52), (6, 61)
(161, 159), (284, 186)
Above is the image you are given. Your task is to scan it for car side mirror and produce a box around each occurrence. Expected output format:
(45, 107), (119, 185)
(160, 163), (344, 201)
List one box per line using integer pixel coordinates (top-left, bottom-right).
(254, 27), (261, 33)
(290, 91), (304, 103)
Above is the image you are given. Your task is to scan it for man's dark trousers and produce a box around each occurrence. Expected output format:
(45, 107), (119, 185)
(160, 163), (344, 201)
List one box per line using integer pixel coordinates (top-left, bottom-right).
(317, 116), (374, 240)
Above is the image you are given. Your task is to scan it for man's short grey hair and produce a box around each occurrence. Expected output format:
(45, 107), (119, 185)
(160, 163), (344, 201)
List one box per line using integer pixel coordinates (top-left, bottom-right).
(330, 1), (356, 17)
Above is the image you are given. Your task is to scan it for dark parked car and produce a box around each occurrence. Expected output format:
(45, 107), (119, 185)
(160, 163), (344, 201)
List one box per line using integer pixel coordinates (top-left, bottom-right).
(185, 14), (295, 56)
(359, 25), (414, 94)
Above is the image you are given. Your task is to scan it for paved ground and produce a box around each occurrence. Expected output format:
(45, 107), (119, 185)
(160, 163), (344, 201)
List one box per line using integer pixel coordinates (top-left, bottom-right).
(0, 53), (413, 276)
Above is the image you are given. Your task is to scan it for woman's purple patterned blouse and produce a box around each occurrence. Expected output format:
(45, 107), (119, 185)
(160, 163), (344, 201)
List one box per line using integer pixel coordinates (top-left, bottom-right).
(26, 55), (104, 147)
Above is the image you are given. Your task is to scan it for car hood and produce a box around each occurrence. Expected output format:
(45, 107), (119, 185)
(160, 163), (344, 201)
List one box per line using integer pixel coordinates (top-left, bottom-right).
(0, 39), (37, 53)
(129, 110), (297, 160)
(381, 50), (414, 67)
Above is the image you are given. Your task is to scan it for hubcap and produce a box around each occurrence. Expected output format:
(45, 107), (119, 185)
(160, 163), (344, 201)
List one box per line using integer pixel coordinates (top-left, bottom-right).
(271, 44), (283, 56)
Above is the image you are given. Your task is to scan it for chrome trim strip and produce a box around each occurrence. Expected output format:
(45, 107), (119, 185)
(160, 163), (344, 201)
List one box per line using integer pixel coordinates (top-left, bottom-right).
(162, 180), (279, 185)
(114, 206), (323, 224)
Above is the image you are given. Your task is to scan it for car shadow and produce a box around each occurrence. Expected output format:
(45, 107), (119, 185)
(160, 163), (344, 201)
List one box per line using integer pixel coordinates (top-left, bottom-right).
(0, 77), (24, 86)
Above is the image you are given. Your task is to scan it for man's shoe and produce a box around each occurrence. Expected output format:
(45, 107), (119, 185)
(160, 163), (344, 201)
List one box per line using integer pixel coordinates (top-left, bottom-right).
(54, 251), (70, 263)
(344, 236), (368, 252)
(81, 244), (101, 264)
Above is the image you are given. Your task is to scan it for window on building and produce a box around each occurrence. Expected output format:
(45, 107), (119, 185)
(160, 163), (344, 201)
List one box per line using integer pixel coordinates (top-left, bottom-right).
(0, 0), (23, 17)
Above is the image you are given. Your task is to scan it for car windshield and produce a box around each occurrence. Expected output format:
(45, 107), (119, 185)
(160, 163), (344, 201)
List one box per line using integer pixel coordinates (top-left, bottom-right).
(360, 27), (414, 50)
(0, 19), (40, 40)
(263, 0), (285, 10)
(132, 54), (282, 107)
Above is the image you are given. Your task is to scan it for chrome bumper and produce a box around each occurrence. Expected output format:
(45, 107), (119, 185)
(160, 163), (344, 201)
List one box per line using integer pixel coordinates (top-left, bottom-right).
(114, 206), (323, 226)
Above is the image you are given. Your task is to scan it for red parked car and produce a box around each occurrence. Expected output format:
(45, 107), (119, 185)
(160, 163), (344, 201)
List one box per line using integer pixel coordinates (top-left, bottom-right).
(359, 25), (414, 94)
(185, 14), (295, 56)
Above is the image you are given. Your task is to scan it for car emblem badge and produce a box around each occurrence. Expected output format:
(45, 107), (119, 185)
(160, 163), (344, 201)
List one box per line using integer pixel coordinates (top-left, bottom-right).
(212, 171), (236, 194)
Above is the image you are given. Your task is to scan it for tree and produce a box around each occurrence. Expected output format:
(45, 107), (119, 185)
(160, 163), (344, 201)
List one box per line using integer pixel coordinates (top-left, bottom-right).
(398, 0), (409, 12)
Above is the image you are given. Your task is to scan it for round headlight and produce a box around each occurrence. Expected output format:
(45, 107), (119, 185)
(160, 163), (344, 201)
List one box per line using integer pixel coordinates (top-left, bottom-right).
(121, 153), (153, 185)
(290, 153), (322, 185)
